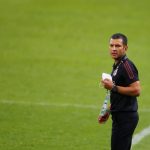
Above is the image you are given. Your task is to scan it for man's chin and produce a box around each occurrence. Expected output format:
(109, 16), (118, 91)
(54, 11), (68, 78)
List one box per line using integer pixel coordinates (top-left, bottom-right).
(111, 56), (121, 61)
(111, 56), (118, 59)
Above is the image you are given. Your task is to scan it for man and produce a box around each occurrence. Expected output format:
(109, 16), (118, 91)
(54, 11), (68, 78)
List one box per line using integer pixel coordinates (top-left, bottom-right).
(101, 33), (141, 150)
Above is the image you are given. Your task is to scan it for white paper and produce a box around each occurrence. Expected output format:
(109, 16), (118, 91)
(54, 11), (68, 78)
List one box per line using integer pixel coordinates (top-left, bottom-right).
(102, 73), (112, 81)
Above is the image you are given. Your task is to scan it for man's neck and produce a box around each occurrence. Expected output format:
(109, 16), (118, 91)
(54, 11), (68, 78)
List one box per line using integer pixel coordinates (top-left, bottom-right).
(114, 55), (126, 64)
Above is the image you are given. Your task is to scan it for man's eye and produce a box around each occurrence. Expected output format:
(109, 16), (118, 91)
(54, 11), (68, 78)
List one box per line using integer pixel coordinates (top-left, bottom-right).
(110, 44), (121, 47)
(116, 45), (120, 47)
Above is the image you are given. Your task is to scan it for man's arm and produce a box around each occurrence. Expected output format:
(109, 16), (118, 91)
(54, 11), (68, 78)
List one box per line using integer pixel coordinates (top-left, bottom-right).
(101, 79), (141, 97)
(116, 81), (141, 96)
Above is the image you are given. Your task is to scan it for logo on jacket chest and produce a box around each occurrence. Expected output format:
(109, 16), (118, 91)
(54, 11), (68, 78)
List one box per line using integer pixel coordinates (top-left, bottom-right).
(112, 68), (118, 77)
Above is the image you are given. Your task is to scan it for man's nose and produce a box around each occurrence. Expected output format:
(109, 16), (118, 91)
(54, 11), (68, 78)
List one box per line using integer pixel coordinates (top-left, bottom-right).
(112, 45), (117, 50)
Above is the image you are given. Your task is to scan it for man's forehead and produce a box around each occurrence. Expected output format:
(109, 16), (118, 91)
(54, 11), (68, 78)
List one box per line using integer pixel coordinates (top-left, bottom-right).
(109, 38), (123, 44)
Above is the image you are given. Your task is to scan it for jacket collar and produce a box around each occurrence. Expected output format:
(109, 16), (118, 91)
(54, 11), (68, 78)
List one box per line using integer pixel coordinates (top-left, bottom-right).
(113, 55), (127, 69)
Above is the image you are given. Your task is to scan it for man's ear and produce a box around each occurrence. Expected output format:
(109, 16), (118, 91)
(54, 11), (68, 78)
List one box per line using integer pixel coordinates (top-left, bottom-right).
(124, 45), (128, 51)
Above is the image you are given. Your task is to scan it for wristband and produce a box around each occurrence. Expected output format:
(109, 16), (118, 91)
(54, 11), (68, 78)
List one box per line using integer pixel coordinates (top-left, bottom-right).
(111, 84), (118, 92)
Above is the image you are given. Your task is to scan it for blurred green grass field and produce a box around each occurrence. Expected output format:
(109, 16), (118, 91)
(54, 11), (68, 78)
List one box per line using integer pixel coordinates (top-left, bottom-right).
(0, 0), (150, 149)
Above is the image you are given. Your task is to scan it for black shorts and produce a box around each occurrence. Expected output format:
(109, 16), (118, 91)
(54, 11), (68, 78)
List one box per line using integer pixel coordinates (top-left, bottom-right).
(111, 112), (139, 150)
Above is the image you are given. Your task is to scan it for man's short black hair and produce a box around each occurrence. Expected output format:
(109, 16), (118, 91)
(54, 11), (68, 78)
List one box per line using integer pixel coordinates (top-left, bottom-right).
(110, 33), (128, 45)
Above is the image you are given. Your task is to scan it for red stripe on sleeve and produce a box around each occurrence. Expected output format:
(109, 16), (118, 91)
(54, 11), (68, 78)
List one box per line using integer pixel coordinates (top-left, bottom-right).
(124, 61), (134, 79)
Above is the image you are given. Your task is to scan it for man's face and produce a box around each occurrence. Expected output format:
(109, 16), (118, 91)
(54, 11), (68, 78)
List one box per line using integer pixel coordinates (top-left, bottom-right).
(109, 38), (127, 61)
